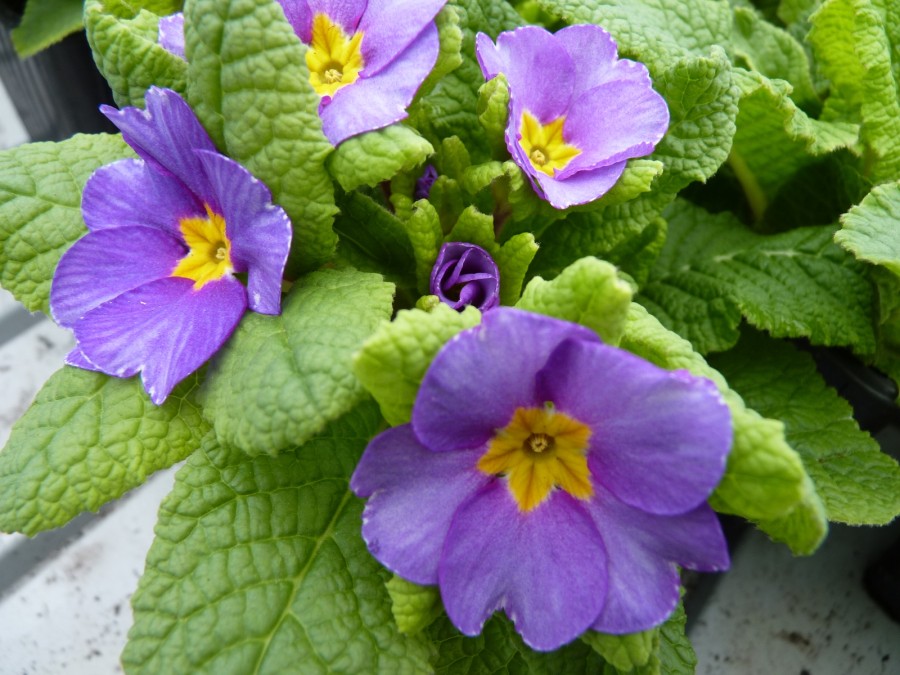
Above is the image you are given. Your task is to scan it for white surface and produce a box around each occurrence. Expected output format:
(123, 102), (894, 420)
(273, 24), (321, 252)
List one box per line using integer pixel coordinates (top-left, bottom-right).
(0, 77), (29, 149)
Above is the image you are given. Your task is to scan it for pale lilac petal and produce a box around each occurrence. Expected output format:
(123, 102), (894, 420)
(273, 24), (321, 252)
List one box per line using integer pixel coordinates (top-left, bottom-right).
(73, 277), (246, 404)
(537, 339), (732, 515)
(475, 27), (574, 122)
(587, 494), (728, 633)
(195, 150), (291, 315)
(554, 25), (620, 97)
(439, 484), (607, 651)
(81, 159), (203, 236)
(320, 22), (438, 144)
(50, 227), (185, 327)
(557, 80), (669, 178)
(65, 347), (110, 373)
(357, 0), (445, 76)
(277, 0), (312, 41)
(306, 0), (367, 34)
(158, 13), (185, 60)
(530, 160), (627, 209)
(351, 426), (487, 585)
(102, 88), (218, 206)
(413, 308), (599, 452)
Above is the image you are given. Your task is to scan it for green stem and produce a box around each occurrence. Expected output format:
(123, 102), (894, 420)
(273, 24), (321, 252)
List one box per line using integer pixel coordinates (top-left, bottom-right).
(728, 149), (768, 223)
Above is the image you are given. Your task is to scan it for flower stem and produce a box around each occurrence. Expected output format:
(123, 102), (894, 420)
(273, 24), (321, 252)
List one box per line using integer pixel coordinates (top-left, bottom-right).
(728, 149), (768, 223)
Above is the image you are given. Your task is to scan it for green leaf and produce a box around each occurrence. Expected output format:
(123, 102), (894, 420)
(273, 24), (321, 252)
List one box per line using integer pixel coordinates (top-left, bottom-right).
(122, 402), (434, 674)
(710, 330), (900, 525)
(327, 125), (434, 192)
(0, 369), (207, 535)
(809, 0), (900, 183)
(85, 0), (187, 107)
(0, 133), (133, 314)
(754, 472), (829, 555)
(428, 615), (607, 673)
(620, 304), (825, 553)
(12, 0), (83, 58)
(581, 628), (657, 672)
(517, 257), (634, 346)
(185, 0), (338, 274)
(386, 576), (443, 636)
(353, 303), (481, 426)
(836, 180), (900, 275)
(201, 269), (394, 455)
(655, 601), (696, 675)
(415, 4), (464, 99)
(476, 74), (510, 159)
(639, 199), (876, 354)
(404, 200), (445, 292)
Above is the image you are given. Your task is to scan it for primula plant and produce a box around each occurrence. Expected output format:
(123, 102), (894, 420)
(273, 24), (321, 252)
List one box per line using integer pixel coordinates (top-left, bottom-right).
(2, 0), (900, 673)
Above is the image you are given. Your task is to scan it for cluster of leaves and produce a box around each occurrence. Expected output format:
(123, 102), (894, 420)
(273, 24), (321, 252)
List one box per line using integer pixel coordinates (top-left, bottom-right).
(2, 0), (900, 672)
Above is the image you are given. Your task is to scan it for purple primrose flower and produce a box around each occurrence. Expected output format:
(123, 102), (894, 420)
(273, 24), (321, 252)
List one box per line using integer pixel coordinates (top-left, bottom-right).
(430, 242), (500, 312)
(50, 87), (292, 405)
(351, 308), (731, 650)
(476, 26), (669, 210)
(414, 164), (439, 200)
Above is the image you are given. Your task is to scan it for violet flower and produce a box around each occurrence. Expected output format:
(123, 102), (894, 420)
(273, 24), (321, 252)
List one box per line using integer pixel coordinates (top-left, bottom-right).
(475, 26), (669, 209)
(50, 87), (292, 405)
(158, 13), (185, 60)
(414, 164), (439, 200)
(351, 308), (731, 650)
(430, 242), (500, 312)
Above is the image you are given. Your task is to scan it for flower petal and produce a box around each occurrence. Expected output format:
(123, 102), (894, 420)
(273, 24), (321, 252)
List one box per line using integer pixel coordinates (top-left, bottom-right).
(320, 22), (439, 144)
(277, 0), (312, 41)
(586, 493), (728, 633)
(65, 347), (112, 374)
(439, 485), (607, 651)
(351, 426), (487, 585)
(50, 226), (185, 327)
(102, 88), (218, 206)
(554, 25), (622, 97)
(529, 159), (627, 209)
(195, 150), (291, 315)
(73, 276), (246, 404)
(158, 12), (185, 60)
(82, 159), (204, 236)
(305, 0), (367, 34)
(356, 0), (446, 76)
(476, 27), (574, 122)
(413, 308), (599, 452)
(537, 338), (732, 515)
(556, 78), (669, 178)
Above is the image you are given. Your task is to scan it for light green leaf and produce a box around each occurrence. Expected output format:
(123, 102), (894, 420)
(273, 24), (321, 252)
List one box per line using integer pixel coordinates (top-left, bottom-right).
(710, 330), (900, 525)
(639, 199), (876, 354)
(386, 576), (443, 636)
(581, 628), (657, 672)
(428, 615), (607, 673)
(0, 369), (207, 535)
(404, 200), (444, 292)
(415, 4), (464, 99)
(809, 0), (900, 183)
(620, 304), (823, 552)
(447, 205), (496, 252)
(476, 74), (510, 159)
(201, 269), (394, 455)
(85, 0), (187, 107)
(754, 473), (829, 555)
(0, 133), (133, 314)
(655, 601), (696, 675)
(12, 0), (83, 58)
(437, 135), (471, 183)
(122, 402), (434, 674)
(185, 0), (337, 274)
(518, 257), (634, 345)
(836, 180), (900, 275)
(353, 304), (481, 426)
(327, 125), (434, 192)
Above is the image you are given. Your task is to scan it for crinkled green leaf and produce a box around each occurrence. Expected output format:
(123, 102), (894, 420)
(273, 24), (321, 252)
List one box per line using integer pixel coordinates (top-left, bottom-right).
(518, 257), (634, 345)
(476, 74), (510, 159)
(404, 200), (445, 292)
(415, 4), (464, 99)
(581, 628), (657, 673)
(0, 133), (133, 314)
(437, 135), (471, 183)
(836, 180), (900, 275)
(428, 615), (607, 674)
(754, 472), (829, 555)
(185, 0), (337, 274)
(0, 369), (207, 535)
(429, 175), (467, 232)
(639, 199), (876, 354)
(621, 303), (821, 548)
(710, 330), (900, 524)
(353, 303), (481, 426)
(123, 402), (434, 674)
(12, 0), (84, 58)
(327, 125), (434, 192)
(333, 192), (416, 287)
(809, 0), (900, 183)
(85, 0), (187, 107)
(201, 269), (394, 455)
(655, 601), (695, 675)
(386, 576), (443, 636)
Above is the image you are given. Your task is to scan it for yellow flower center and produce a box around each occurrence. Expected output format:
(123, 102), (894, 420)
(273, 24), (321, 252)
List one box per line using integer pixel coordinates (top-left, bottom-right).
(170, 204), (233, 289)
(306, 13), (365, 97)
(518, 110), (581, 176)
(477, 405), (593, 512)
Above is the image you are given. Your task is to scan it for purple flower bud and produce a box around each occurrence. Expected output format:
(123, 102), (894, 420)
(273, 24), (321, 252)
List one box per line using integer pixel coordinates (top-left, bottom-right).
(414, 164), (439, 200)
(430, 242), (500, 312)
